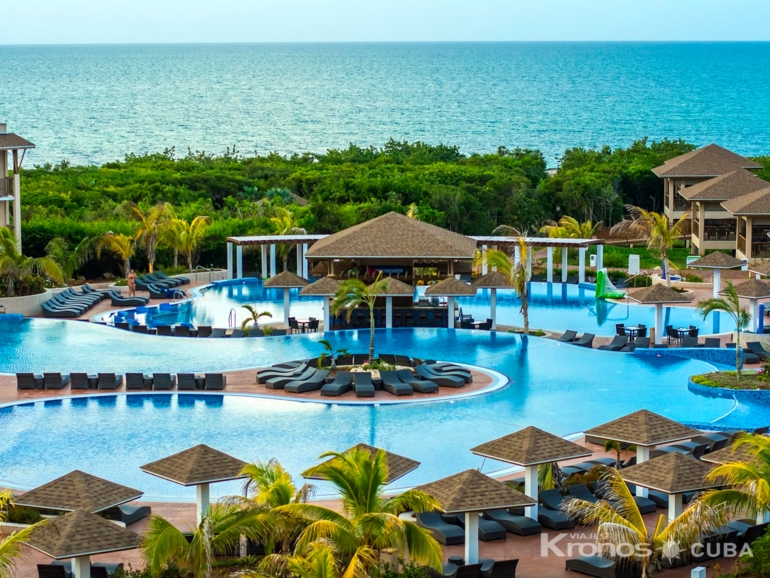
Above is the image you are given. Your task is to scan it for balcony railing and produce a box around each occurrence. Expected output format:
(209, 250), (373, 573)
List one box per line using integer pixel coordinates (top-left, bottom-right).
(738, 235), (747, 254)
(673, 194), (690, 211)
(752, 241), (770, 259)
(703, 225), (736, 242)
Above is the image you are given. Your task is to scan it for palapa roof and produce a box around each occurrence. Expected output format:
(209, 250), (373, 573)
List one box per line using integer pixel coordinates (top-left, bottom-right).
(377, 277), (416, 297)
(471, 426), (592, 466)
(0, 132), (35, 151)
(299, 276), (340, 296)
(627, 284), (694, 304)
(678, 169), (769, 201)
(749, 262), (770, 277)
(722, 186), (770, 215)
(141, 444), (247, 486)
(471, 271), (511, 289)
(15, 470), (143, 513)
(688, 251), (745, 270)
(424, 277), (476, 296)
(620, 452), (720, 494)
(301, 443), (420, 484)
(652, 144), (762, 178)
(305, 212), (478, 259)
(25, 510), (141, 559)
(722, 278), (770, 299)
(584, 410), (699, 447)
(414, 469), (535, 514)
(701, 441), (758, 465)
(263, 271), (309, 288)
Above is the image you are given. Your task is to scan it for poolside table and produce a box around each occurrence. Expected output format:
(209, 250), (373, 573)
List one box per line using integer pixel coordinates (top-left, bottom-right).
(676, 327), (691, 339)
(624, 326), (639, 338)
(87, 374), (99, 389)
(471, 321), (486, 329)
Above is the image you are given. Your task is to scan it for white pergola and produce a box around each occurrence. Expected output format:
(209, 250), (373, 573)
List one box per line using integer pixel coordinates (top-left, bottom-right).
(225, 234), (326, 279)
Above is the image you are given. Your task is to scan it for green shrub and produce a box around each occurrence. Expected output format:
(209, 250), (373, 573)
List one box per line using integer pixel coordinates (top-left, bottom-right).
(684, 273), (704, 282)
(373, 561), (431, 578)
(159, 265), (190, 277)
(261, 326), (274, 336)
(114, 278), (128, 286)
(113, 565), (181, 578)
(627, 275), (652, 287)
(745, 525), (770, 576)
(363, 360), (396, 371)
(18, 275), (47, 296)
(6, 506), (43, 524)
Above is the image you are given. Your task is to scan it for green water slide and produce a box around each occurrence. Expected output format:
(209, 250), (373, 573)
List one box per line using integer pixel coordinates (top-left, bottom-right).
(595, 268), (626, 300)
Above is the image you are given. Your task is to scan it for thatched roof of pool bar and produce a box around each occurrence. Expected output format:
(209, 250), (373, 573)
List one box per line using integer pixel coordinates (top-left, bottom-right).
(141, 444), (247, 486)
(376, 277), (416, 296)
(424, 277), (476, 296)
(263, 271), (309, 288)
(627, 284), (694, 304)
(688, 251), (746, 269)
(722, 278), (770, 299)
(302, 443), (420, 484)
(414, 469), (535, 514)
(471, 271), (511, 289)
(471, 426), (592, 466)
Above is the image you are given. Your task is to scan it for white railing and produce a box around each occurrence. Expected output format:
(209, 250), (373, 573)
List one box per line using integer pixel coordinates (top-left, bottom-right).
(193, 265), (226, 283)
(228, 308), (237, 328)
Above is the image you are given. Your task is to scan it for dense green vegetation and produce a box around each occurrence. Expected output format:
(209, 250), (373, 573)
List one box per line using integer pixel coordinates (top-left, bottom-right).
(17, 138), (750, 277)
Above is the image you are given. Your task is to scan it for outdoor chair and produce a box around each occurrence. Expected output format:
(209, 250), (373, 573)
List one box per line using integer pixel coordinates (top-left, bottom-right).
(266, 366), (316, 389)
(680, 336), (699, 348)
(321, 372), (354, 396)
(336, 355), (353, 366)
(177, 373), (198, 390)
(414, 364), (465, 387)
(396, 369), (438, 393)
(482, 509), (541, 536)
(748, 341), (770, 360)
(125, 372), (147, 390)
(558, 330), (577, 342)
(352, 354), (369, 365)
(615, 323), (625, 336)
(229, 329), (245, 338)
(43, 373), (70, 389)
(433, 564), (482, 578)
(479, 559), (518, 578)
(395, 355), (412, 367)
(97, 373), (123, 389)
(567, 484), (599, 503)
(114, 322), (130, 330)
(175, 325), (192, 337)
(16, 373), (43, 389)
(379, 371), (414, 396)
(597, 335), (627, 351)
(132, 325), (149, 334)
(666, 326), (679, 344)
(704, 337), (721, 348)
(209, 328), (226, 338)
(571, 333), (595, 348)
(70, 373), (91, 390)
(688, 327), (699, 338)
(415, 511), (464, 545)
(156, 325), (173, 336)
(565, 555), (638, 578)
(204, 373), (227, 390)
(379, 353), (397, 364)
(447, 513), (506, 541)
(196, 326), (213, 338)
(152, 373), (176, 390)
(353, 372), (376, 397)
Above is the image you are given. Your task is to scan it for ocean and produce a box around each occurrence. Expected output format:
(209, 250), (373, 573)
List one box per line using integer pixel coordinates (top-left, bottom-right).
(1, 42), (769, 167)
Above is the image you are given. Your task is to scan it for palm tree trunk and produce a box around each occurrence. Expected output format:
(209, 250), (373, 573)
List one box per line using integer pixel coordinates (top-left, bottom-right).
(736, 328), (742, 379)
(187, 253), (193, 273)
(663, 255), (670, 287)
(522, 285), (529, 335)
(173, 249), (178, 268)
(124, 259), (130, 279)
(369, 304), (375, 363)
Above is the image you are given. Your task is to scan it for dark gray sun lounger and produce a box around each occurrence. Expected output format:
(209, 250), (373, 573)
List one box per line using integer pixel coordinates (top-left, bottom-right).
(422, 363), (472, 382)
(416, 511), (465, 545)
(175, 325), (192, 337)
(321, 371), (354, 396)
(597, 336), (628, 351)
(414, 364), (465, 387)
(125, 372), (147, 390)
(196, 326), (213, 338)
(204, 373), (227, 390)
(396, 370), (438, 393)
(558, 330), (578, 342)
(177, 373), (198, 390)
(567, 484), (599, 503)
(97, 373), (123, 390)
(380, 371), (414, 396)
(572, 333), (595, 348)
(152, 373), (176, 390)
(70, 373), (90, 390)
(748, 341), (770, 360)
(155, 325), (173, 336)
(354, 372), (376, 397)
(266, 367), (316, 389)
(284, 369), (330, 393)
(448, 513), (506, 541)
(209, 328), (227, 338)
(17, 373), (43, 389)
(43, 373), (70, 389)
(483, 509), (541, 536)
(109, 291), (148, 306)
(565, 555), (637, 578)
(258, 364), (308, 384)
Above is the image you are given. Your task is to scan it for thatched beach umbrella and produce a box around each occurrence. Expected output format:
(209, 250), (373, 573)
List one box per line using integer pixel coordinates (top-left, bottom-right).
(376, 277), (416, 329)
(471, 271), (509, 330)
(688, 251), (745, 298)
(471, 426), (591, 518)
(264, 271), (309, 327)
(414, 469), (535, 564)
(301, 443), (420, 485)
(627, 284), (693, 344)
(141, 444), (246, 524)
(425, 278), (476, 328)
(584, 410), (699, 497)
(299, 276), (340, 330)
(619, 452), (720, 517)
(25, 510), (141, 578)
(721, 278), (770, 333)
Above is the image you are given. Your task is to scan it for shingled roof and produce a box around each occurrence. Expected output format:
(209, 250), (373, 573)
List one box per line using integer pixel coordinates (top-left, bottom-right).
(620, 452), (720, 494)
(25, 510), (141, 559)
(471, 426), (592, 466)
(749, 262), (770, 277)
(263, 271), (309, 288)
(722, 186), (770, 215)
(652, 144), (762, 178)
(305, 212), (477, 259)
(414, 469), (535, 514)
(299, 276), (341, 296)
(141, 444), (247, 486)
(15, 471), (143, 513)
(627, 285), (694, 304)
(377, 277), (416, 296)
(424, 277), (476, 296)
(471, 271), (511, 289)
(0, 132), (35, 151)
(722, 278), (770, 299)
(688, 252), (745, 269)
(701, 441), (758, 465)
(678, 169), (769, 201)
(584, 410), (699, 447)
(301, 443), (420, 484)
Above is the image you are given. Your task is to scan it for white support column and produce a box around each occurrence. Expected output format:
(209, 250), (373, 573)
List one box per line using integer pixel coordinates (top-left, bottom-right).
(196, 482), (210, 525)
(526, 247), (532, 279)
(757, 510), (770, 524)
(514, 245), (521, 268)
(283, 288), (291, 325)
(561, 247), (568, 283)
(226, 242), (233, 280)
(270, 244), (277, 277)
(578, 247), (586, 284)
(12, 173), (21, 251)
(490, 288), (497, 330)
(751, 299), (759, 333)
(481, 245), (488, 275)
(524, 465), (538, 518)
(447, 296), (455, 328)
(654, 303), (664, 345)
(546, 247), (554, 283)
(296, 244), (302, 275)
(464, 511), (479, 564)
(669, 493), (683, 519)
(261, 245), (268, 279)
(713, 268), (721, 298)
(596, 244), (604, 270)
(323, 297), (330, 331)
(636, 446), (650, 497)
(386, 296), (393, 329)
(236, 245), (243, 279)
(302, 243), (309, 278)
(73, 556), (91, 578)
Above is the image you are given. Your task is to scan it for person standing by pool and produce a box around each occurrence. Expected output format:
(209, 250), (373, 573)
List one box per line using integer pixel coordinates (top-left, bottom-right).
(128, 269), (137, 297)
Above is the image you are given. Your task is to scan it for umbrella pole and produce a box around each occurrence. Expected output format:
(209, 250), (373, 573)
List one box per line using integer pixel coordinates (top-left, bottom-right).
(73, 555), (91, 578)
(464, 511), (479, 564)
(196, 483), (210, 525)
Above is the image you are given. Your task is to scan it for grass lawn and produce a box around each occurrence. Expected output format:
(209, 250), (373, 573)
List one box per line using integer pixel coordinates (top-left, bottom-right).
(561, 243), (691, 270)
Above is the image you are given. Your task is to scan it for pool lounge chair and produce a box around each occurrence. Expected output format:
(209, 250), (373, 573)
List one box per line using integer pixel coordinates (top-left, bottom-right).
(42, 301), (81, 318)
(567, 484), (599, 503)
(395, 355), (412, 367)
(177, 373), (198, 390)
(447, 513), (506, 541)
(482, 509), (541, 536)
(125, 372), (148, 390)
(152, 373), (176, 390)
(748, 341), (770, 360)
(209, 328), (227, 338)
(353, 372), (376, 397)
(70, 373), (91, 390)
(258, 364), (308, 384)
(420, 361), (472, 382)
(155, 271), (189, 285)
(597, 336), (627, 351)
(284, 369), (330, 393)
(156, 325), (173, 337)
(109, 291), (148, 306)
(352, 354), (369, 365)
(321, 371), (354, 396)
(558, 330), (577, 342)
(266, 367), (316, 390)
(433, 564), (482, 578)
(97, 373), (123, 390)
(396, 369), (438, 393)
(16, 373), (43, 390)
(147, 284), (171, 299)
(197, 326), (213, 338)
(104, 504), (152, 526)
(572, 333), (595, 348)
(228, 329), (245, 338)
(680, 336), (699, 348)
(43, 373), (70, 389)
(415, 511), (465, 545)
(379, 371), (414, 396)
(203, 374), (226, 390)
(479, 559), (518, 578)
(175, 325), (192, 337)
(565, 555), (638, 578)
(703, 337), (721, 348)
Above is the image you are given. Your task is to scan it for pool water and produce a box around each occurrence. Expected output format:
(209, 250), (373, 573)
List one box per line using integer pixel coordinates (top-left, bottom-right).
(0, 323), (766, 500)
(112, 278), (728, 336)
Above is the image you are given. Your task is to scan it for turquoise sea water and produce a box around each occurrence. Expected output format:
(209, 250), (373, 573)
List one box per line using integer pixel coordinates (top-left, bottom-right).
(2, 42), (770, 166)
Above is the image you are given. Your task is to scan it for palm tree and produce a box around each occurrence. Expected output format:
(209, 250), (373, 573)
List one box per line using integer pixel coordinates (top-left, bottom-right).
(564, 467), (728, 578)
(141, 502), (272, 578)
(164, 216), (212, 271)
(275, 447), (443, 576)
(317, 339), (350, 370)
(330, 273), (389, 363)
(702, 433), (770, 524)
(604, 440), (637, 470)
(240, 305), (272, 335)
(483, 238), (532, 334)
(270, 207), (307, 272)
(0, 490), (40, 578)
(45, 236), (97, 282)
(696, 281), (750, 377)
(610, 206), (689, 287)
(0, 229), (64, 296)
(540, 216), (600, 239)
(97, 232), (137, 278)
(127, 202), (174, 273)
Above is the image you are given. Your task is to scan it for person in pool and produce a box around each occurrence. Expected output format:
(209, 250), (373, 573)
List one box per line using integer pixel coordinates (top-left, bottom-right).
(128, 269), (137, 297)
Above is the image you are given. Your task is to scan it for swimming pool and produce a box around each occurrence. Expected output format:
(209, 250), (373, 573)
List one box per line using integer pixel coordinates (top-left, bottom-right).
(104, 278), (729, 336)
(0, 324), (766, 501)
